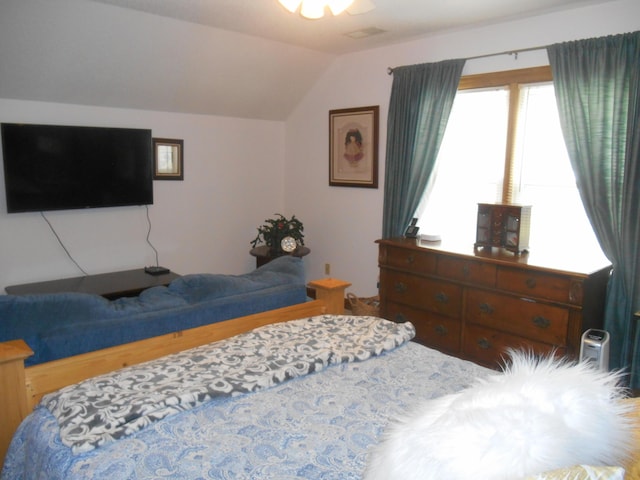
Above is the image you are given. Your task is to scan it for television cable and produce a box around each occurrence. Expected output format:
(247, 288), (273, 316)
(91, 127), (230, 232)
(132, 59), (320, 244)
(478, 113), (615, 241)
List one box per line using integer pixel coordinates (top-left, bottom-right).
(145, 205), (161, 268)
(41, 211), (88, 276)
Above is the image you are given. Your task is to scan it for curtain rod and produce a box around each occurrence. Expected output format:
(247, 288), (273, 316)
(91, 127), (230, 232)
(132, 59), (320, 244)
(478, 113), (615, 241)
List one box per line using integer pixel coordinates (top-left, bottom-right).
(387, 44), (549, 75)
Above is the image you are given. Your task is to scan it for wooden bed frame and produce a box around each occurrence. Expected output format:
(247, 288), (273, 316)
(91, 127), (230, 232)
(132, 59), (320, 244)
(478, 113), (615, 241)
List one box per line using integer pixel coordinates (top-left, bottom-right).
(0, 277), (351, 470)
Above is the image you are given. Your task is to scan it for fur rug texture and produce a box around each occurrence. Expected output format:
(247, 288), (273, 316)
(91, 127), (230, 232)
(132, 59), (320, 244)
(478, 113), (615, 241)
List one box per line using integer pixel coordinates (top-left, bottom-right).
(364, 350), (634, 480)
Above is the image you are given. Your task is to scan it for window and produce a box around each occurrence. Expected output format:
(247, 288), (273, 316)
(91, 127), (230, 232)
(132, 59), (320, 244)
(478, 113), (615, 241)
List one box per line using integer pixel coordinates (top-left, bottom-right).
(416, 67), (603, 258)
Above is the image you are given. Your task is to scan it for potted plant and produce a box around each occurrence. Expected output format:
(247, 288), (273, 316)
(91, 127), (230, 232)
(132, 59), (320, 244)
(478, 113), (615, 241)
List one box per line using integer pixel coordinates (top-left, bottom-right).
(250, 213), (304, 256)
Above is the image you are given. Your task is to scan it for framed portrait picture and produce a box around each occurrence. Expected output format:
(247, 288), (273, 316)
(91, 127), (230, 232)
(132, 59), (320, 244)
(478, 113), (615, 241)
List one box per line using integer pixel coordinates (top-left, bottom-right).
(329, 105), (379, 188)
(153, 138), (184, 180)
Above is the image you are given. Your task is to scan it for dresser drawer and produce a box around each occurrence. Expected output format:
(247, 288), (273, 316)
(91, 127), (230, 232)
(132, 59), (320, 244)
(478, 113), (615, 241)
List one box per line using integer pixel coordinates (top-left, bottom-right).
(380, 270), (462, 318)
(385, 301), (461, 355)
(497, 267), (582, 305)
(381, 246), (436, 274)
(465, 289), (569, 346)
(436, 256), (496, 287)
(462, 323), (566, 369)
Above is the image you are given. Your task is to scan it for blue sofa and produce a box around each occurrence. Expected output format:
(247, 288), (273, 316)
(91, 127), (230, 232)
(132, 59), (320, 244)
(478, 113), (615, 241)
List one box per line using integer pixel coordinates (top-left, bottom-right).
(0, 256), (307, 366)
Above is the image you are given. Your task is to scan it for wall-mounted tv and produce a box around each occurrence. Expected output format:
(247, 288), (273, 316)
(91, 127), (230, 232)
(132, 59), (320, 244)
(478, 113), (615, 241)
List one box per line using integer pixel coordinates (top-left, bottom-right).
(1, 123), (154, 213)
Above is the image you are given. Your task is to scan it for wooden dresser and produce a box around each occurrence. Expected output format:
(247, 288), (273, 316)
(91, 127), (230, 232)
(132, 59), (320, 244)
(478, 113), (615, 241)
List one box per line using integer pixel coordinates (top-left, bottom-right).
(377, 238), (612, 369)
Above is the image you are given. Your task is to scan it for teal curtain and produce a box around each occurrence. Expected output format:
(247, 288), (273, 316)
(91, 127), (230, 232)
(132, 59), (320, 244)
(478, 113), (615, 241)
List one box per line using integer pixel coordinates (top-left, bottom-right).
(382, 59), (465, 238)
(547, 31), (640, 387)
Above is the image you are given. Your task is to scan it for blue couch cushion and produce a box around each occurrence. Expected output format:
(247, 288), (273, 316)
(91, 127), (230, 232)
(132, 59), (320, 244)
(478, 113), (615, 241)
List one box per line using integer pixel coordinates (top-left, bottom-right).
(0, 292), (106, 365)
(106, 287), (187, 315)
(168, 256), (305, 303)
(0, 292), (109, 337)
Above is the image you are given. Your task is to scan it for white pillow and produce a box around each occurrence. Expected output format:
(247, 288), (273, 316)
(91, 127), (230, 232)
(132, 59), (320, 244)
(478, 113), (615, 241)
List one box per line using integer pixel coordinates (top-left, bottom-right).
(524, 465), (625, 480)
(364, 350), (634, 480)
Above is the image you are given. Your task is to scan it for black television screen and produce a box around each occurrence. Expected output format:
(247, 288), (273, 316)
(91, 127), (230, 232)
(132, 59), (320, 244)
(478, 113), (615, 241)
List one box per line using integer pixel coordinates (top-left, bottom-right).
(1, 123), (154, 213)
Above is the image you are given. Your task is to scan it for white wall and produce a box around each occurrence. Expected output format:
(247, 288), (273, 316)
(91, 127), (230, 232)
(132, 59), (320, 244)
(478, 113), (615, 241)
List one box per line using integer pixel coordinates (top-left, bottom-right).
(0, 99), (286, 290)
(285, 0), (640, 296)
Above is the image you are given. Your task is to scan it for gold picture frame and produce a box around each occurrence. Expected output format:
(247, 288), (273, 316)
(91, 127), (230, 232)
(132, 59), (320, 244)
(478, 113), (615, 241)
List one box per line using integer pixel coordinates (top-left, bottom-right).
(153, 138), (184, 180)
(329, 105), (379, 188)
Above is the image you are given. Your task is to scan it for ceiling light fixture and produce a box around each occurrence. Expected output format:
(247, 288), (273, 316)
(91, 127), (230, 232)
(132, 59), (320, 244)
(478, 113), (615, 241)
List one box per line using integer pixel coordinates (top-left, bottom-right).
(278, 0), (355, 19)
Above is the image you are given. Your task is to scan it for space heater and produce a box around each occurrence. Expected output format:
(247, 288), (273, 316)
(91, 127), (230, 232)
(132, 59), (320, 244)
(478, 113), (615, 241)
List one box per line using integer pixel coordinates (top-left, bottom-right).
(579, 329), (610, 371)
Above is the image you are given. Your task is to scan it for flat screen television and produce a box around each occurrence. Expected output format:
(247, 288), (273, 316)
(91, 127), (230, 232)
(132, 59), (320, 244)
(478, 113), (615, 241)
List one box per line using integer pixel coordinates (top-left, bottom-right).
(1, 123), (154, 213)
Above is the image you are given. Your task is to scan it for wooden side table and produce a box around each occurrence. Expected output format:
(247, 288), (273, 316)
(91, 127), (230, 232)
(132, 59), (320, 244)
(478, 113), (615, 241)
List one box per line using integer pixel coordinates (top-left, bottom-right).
(250, 245), (310, 268)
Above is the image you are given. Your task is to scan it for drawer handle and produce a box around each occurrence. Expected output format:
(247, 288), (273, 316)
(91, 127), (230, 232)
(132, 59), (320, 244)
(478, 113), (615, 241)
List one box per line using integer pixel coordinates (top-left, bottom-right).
(462, 265), (470, 277)
(532, 316), (551, 329)
(435, 292), (449, 304)
(479, 302), (494, 314)
(525, 277), (537, 289)
(406, 255), (415, 264)
(434, 324), (448, 336)
(395, 313), (408, 323)
(477, 337), (491, 350)
(394, 282), (408, 293)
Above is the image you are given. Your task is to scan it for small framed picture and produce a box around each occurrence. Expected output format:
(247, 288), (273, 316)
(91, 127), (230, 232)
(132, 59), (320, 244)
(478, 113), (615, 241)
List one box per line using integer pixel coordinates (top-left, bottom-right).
(329, 106), (379, 188)
(153, 138), (183, 180)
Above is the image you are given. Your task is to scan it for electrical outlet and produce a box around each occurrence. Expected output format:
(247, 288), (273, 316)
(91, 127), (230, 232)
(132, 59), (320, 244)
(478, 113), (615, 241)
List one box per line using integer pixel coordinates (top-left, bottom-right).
(324, 263), (331, 275)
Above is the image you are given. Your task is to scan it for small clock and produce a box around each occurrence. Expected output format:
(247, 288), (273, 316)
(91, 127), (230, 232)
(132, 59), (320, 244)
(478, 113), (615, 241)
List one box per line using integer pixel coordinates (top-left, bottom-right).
(280, 236), (297, 253)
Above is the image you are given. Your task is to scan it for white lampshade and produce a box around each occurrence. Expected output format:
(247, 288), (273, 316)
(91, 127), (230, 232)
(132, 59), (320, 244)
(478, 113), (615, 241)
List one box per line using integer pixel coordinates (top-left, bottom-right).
(278, 0), (355, 19)
(327, 0), (354, 15)
(278, 0), (302, 13)
(300, 0), (325, 19)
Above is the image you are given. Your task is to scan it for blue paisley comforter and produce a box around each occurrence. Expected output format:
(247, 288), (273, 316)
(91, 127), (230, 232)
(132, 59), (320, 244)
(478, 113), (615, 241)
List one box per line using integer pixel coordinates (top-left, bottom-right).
(2, 315), (489, 479)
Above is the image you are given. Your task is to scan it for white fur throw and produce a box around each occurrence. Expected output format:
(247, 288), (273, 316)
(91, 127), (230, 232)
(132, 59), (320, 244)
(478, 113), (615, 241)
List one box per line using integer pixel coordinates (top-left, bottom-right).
(364, 350), (634, 480)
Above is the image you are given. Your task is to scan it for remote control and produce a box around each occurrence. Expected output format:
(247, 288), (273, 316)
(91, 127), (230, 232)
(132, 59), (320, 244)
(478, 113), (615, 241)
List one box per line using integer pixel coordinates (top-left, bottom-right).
(144, 266), (170, 275)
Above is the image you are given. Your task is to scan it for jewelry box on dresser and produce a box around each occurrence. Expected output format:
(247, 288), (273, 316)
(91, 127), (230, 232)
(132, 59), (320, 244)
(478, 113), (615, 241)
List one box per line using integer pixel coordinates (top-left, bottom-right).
(475, 203), (532, 254)
(376, 238), (612, 369)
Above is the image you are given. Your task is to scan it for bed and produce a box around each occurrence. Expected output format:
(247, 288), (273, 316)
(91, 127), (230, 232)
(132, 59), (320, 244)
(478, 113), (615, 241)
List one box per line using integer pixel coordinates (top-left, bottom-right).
(1, 282), (637, 479)
(2, 317), (492, 479)
(1, 315), (490, 479)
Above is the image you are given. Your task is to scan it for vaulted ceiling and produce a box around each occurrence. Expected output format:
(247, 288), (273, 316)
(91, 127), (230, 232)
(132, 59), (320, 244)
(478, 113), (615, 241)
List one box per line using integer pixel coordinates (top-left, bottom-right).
(0, 0), (614, 120)
(92, 0), (613, 54)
